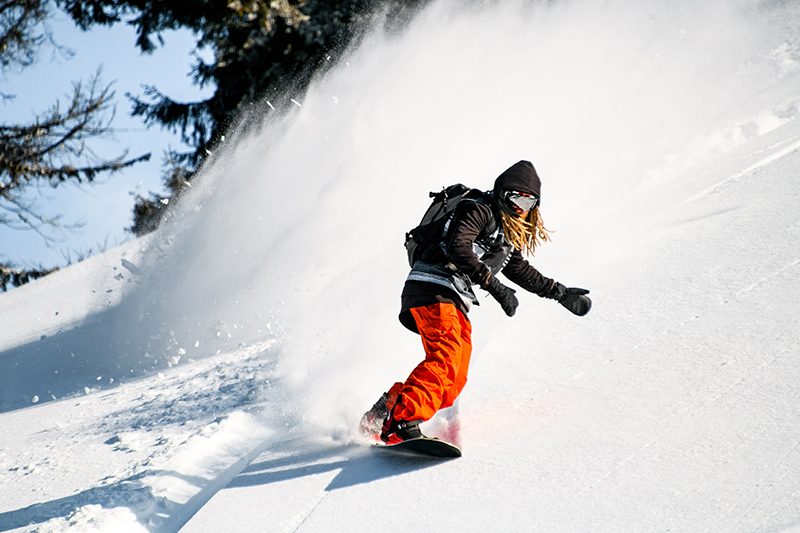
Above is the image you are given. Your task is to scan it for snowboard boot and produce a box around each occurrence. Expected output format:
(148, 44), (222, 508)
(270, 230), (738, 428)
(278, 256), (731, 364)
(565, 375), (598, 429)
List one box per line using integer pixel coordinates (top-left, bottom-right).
(381, 414), (424, 444)
(360, 383), (404, 439)
(359, 392), (390, 438)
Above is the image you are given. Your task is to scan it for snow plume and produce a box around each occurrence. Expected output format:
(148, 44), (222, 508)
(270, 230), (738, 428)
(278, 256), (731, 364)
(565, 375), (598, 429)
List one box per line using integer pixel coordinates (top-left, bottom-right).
(22, 1), (799, 424)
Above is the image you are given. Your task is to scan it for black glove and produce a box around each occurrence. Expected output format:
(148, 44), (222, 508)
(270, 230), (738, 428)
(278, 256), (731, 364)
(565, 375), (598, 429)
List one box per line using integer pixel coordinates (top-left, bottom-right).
(483, 275), (519, 317)
(552, 282), (592, 316)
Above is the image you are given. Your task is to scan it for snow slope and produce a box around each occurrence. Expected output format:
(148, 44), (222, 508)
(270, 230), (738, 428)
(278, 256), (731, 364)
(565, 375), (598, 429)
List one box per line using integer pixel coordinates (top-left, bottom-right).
(2, 0), (800, 531)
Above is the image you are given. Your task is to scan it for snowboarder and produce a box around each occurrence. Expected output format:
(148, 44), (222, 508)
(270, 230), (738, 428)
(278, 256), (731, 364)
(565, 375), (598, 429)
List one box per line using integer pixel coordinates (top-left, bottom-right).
(361, 160), (592, 444)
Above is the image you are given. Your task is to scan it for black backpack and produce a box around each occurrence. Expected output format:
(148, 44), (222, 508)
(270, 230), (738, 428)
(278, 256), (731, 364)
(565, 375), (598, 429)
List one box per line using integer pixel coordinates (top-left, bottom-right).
(404, 184), (484, 267)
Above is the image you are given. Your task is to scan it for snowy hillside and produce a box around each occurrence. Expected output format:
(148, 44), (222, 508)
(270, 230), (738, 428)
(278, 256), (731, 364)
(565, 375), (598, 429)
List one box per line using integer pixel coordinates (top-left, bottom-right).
(2, 0), (800, 531)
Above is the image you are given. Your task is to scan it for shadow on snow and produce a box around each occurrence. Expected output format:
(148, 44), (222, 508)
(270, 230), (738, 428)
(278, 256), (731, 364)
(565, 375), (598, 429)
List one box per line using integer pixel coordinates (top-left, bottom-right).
(229, 439), (453, 494)
(0, 435), (450, 533)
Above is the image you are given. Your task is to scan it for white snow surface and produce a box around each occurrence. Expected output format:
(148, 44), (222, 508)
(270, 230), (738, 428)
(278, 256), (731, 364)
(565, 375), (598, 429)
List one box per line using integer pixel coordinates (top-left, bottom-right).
(3, 0), (800, 531)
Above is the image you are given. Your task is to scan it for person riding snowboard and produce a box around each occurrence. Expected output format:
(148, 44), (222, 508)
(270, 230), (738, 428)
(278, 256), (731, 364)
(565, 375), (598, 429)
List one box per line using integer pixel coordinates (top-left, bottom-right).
(361, 160), (592, 444)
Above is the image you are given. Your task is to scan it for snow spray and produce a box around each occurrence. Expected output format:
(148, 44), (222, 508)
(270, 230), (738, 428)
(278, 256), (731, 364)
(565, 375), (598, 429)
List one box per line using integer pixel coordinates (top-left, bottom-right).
(99, 0), (800, 430)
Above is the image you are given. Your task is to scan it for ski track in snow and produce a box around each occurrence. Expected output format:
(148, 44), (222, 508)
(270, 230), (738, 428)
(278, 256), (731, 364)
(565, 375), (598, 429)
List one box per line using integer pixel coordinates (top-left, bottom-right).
(0, 341), (283, 533)
(681, 136), (800, 205)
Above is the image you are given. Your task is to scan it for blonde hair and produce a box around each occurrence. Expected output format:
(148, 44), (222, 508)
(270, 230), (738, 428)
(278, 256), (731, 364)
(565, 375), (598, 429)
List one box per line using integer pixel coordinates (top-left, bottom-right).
(499, 207), (552, 257)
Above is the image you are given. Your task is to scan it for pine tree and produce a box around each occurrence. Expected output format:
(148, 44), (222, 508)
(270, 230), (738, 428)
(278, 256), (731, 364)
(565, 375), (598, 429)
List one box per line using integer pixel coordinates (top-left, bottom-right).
(56, 0), (427, 235)
(0, 0), (49, 72)
(1, 1), (150, 290)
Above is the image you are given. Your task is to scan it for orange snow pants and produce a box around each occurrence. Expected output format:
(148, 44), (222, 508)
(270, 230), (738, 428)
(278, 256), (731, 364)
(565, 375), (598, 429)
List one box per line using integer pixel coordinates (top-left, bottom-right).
(389, 303), (473, 423)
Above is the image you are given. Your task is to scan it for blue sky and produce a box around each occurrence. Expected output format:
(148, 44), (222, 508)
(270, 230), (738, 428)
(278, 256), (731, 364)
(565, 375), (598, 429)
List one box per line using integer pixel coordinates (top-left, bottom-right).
(1, 6), (212, 269)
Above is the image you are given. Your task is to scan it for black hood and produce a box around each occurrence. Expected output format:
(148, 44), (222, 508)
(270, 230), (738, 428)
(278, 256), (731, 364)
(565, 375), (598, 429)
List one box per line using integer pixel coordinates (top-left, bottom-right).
(493, 160), (541, 200)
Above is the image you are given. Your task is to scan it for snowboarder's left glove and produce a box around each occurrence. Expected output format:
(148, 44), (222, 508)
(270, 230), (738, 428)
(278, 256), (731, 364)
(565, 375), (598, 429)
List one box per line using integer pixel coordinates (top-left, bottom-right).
(483, 275), (519, 317)
(552, 282), (592, 316)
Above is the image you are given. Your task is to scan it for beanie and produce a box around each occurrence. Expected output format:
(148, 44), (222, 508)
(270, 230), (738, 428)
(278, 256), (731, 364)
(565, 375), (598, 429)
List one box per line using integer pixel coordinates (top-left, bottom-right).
(493, 160), (542, 201)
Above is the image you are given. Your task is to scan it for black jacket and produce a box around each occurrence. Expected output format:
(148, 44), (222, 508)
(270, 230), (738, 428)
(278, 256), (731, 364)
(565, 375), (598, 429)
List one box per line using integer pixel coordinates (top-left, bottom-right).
(399, 196), (557, 333)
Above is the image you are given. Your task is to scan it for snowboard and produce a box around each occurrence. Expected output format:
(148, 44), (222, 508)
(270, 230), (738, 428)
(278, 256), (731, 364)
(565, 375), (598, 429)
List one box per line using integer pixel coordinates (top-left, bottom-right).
(371, 437), (462, 458)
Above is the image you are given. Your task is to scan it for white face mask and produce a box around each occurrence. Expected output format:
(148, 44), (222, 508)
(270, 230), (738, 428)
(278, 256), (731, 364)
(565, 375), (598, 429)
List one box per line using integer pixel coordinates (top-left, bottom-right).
(502, 190), (538, 213)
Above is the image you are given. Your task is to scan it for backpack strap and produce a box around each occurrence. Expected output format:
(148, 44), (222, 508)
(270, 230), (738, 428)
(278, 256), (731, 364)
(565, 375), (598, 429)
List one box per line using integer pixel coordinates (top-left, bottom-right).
(455, 192), (497, 241)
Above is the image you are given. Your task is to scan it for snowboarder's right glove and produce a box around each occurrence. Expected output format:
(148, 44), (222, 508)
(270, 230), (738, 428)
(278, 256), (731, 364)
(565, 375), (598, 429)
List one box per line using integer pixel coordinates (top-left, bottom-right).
(552, 282), (592, 316)
(483, 275), (519, 317)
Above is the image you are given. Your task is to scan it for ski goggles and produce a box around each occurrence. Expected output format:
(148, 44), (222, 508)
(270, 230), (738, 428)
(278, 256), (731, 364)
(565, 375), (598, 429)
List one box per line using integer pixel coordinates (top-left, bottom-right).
(502, 191), (539, 212)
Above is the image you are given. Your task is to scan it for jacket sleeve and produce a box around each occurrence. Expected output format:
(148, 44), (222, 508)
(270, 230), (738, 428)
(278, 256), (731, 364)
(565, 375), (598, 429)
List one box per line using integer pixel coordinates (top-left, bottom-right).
(501, 248), (558, 298)
(444, 201), (494, 285)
